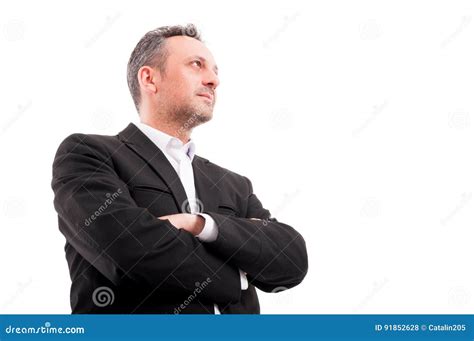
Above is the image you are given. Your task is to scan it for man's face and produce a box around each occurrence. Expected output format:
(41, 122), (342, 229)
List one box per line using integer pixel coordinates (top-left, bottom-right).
(156, 35), (220, 127)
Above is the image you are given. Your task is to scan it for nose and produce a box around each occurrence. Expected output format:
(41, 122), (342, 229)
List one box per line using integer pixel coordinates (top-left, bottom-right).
(202, 69), (220, 90)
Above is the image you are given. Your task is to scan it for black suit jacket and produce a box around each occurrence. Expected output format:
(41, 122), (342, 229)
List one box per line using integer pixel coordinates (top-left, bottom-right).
(51, 123), (308, 314)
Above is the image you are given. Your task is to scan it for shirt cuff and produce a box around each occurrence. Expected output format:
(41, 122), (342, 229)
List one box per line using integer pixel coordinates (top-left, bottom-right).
(239, 269), (248, 290)
(195, 213), (218, 242)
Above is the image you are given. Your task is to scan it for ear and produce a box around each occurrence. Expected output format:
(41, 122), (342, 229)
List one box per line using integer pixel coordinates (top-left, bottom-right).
(137, 66), (162, 96)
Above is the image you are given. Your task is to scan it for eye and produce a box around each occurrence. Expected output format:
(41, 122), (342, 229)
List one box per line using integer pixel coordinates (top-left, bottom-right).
(191, 60), (202, 68)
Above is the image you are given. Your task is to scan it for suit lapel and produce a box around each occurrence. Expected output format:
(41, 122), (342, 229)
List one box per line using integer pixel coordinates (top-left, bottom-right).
(118, 123), (189, 213)
(192, 155), (220, 214)
(118, 123), (220, 215)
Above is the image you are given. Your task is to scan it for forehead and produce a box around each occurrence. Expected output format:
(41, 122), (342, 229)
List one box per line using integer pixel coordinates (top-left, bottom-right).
(164, 36), (217, 66)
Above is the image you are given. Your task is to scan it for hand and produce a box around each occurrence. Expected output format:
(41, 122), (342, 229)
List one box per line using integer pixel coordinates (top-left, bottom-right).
(158, 213), (205, 236)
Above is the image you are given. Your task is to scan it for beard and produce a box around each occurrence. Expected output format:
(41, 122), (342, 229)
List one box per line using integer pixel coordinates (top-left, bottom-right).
(166, 95), (214, 130)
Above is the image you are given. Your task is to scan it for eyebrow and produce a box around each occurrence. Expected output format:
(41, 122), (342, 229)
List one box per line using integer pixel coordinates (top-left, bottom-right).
(189, 55), (219, 74)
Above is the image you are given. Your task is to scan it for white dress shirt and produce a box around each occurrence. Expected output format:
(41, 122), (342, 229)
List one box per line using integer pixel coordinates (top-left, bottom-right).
(135, 122), (248, 314)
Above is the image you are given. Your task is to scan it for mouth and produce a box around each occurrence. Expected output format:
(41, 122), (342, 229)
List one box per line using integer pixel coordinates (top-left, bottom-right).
(197, 93), (214, 102)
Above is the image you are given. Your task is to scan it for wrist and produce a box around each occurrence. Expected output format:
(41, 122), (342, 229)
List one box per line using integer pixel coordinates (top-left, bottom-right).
(194, 214), (205, 235)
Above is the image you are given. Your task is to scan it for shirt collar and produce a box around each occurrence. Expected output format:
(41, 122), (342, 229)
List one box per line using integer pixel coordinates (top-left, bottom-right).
(134, 122), (196, 161)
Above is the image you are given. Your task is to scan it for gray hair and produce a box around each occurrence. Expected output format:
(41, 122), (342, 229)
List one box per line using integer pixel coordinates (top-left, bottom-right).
(126, 24), (202, 112)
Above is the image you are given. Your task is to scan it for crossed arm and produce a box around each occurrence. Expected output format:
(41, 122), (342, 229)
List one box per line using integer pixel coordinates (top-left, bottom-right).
(52, 134), (308, 306)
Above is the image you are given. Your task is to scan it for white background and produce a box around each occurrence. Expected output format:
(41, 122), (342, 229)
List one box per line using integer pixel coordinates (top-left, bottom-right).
(0, 0), (473, 314)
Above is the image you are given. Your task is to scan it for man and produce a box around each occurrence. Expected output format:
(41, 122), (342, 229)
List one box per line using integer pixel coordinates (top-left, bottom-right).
(51, 24), (308, 314)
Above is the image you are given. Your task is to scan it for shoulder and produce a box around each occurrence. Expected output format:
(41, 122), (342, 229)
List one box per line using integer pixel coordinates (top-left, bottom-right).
(53, 132), (123, 172)
(55, 132), (120, 156)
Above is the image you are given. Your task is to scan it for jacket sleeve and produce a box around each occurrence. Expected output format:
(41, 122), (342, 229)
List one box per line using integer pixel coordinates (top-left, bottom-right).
(51, 134), (241, 305)
(202, 177), (308, 293)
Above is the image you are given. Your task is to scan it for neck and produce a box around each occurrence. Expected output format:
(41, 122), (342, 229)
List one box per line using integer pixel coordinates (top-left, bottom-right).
(140, 116), (192, 144)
